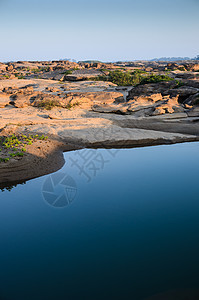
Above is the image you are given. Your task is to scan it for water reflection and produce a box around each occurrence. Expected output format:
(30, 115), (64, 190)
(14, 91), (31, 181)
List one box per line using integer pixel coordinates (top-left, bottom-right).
(0, 143), (199, 299)
(0, 180), (26, 192)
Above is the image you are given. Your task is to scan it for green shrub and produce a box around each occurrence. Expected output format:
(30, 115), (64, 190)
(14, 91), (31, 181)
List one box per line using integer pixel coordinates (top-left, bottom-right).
(108, 70), (133, 86)
(63, 70), (73, 75)
(138, 74), (174, 85)
(91, 70), (174, 86)
(66, 101), (80, 110)
(0, 134), (49, 163)
(178, 67), (186, 71)
(175, 80), (185, 87)
(92, 70), (134, 86)
(32, 68), (40, 73)
(36, 99), (60, 110)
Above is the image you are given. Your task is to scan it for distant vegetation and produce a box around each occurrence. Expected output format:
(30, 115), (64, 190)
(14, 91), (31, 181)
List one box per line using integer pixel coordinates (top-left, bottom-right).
(151, 57), (191, 62)
(92, 70), (174, 86)
(78, 60), (102, 63)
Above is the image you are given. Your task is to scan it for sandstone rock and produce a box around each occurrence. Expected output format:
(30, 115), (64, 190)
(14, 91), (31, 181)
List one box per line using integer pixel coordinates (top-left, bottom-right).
(2, 86), (18, 93)
(184, 63), (199, 72)
(187, 107), (199, 117)
(184, 93), (199, 106)
(64, 69), (104, 81)
(45, 87), (60, 93)
(127, 82), (177, 100)
(8, 87), (38, 108)
(0, 125), (19, 136)
(182, 80), (199, 89)
(149, 93), (163, 102)
(192, 64), (199, 71)
(127, 95), (185, 116)
(0, 63), (7, 72)
(65, 91), (124, 109)
(127, 97), (154, 113)
(6, 65), (13, 72)
(92, 104), (128, 114)
(152, 96), (184, 115)
(166, 62), (179, 70)
(12, 95), (33, 108)
(170, 86), (199, 97)
(174, 72), (196, 80)
(0, 93), (11, 108)
(91, 93), (186, 117)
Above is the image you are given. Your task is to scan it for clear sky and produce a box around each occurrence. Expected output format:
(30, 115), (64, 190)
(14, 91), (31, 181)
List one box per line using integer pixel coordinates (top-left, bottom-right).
(0, 0), (198, 62)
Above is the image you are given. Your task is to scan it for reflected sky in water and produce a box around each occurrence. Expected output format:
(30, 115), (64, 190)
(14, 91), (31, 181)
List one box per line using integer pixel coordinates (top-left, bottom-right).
(0, 142), (199, 299)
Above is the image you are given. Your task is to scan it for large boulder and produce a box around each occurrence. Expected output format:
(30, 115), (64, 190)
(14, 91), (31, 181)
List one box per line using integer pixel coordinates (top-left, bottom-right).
(127, 82), (177, 100)
(127, 94), (162, 113)
(92, 94), (186, 117)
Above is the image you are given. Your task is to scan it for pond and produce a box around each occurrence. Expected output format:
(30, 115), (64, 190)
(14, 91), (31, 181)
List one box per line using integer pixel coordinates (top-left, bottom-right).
(0, 142), (199, 300)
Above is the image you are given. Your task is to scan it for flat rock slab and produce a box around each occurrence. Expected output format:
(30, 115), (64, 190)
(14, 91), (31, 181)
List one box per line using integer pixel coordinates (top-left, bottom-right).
(0, 106), (198, 147)
(24, 123), (198, 148)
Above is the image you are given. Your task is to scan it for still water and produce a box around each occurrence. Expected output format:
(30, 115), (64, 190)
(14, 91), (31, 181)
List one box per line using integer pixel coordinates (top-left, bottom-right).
(0, 142), (199, 300)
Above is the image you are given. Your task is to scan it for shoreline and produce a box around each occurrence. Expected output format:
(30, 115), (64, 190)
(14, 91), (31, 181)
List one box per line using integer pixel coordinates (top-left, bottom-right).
(0, 75), (199, 187)
(0, 131), (198, 189)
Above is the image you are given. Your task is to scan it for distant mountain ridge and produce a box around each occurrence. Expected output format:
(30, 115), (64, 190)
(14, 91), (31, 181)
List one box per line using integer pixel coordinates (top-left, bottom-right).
(150, 57), (191, 62)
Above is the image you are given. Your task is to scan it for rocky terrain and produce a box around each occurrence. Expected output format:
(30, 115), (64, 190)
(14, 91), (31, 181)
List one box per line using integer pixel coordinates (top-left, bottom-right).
(0, 59), (199, 185)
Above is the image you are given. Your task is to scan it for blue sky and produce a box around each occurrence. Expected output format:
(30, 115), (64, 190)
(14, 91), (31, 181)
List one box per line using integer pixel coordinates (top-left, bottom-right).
(0, 0), (198, 61)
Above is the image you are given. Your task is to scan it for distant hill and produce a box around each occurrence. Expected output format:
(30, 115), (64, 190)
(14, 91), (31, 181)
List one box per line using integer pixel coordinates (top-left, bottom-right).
(151, 57), (191, 62)
(78, 60), (102, 63)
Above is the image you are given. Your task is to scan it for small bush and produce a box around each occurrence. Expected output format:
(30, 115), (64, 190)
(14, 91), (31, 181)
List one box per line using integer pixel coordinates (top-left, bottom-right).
(36, 99), (60, 110)
(178, 67), (186, 71)
(175, 80), (185, 87)
(17, 75), (25, 79)
(63, 70), (73, 75)
(32, 68), (40, 73)
(66, 101), (80, 110)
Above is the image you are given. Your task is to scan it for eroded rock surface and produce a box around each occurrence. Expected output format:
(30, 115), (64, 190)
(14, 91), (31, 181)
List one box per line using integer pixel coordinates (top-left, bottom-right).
(0, 60), (199, 184)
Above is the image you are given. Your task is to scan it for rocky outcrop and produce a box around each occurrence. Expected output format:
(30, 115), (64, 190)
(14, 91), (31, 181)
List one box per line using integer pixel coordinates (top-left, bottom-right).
(0, 75), (199, 185)
(64, 69), (104, 81)
(126, 81), (177, 100)
(0, 93), (11, 108)
(0, 63), (7, 72)
(0, 82), (125, 110)
(183, 93), (199, 106)
(92, 94), (186, 116)
(125, 81), (199, 116)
